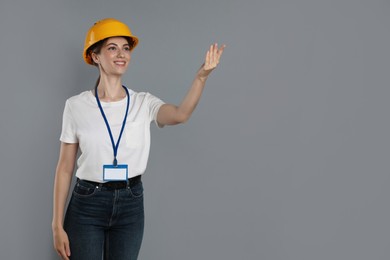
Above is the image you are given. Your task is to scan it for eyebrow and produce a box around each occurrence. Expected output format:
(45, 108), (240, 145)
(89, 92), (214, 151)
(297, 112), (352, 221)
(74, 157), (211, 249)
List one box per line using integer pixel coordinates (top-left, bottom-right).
(106, 42), (130, 47)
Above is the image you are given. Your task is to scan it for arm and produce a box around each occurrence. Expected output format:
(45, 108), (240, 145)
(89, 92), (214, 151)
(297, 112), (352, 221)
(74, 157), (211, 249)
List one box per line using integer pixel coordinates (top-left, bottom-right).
(52, 142), (78, 260)
(157, 43), (226, 126)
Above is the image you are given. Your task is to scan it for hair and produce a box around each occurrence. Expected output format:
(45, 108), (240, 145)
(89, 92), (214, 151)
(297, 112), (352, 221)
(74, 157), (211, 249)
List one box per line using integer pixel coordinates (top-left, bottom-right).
(87, 36), (136, 90)
(87, 36), (136, 67)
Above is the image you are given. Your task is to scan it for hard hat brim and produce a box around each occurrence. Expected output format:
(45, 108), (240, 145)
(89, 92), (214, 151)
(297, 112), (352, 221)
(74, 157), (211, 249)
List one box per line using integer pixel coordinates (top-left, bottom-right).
(83, 18), (139, 65)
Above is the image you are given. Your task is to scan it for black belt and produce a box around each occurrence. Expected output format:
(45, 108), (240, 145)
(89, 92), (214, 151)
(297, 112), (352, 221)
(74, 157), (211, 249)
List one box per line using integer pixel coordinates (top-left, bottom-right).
(80, 175), (141, 190)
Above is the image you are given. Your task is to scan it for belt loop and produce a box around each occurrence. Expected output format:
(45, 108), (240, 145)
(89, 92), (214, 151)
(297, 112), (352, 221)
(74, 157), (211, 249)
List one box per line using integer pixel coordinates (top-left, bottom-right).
(126, 179), (130, 189)
(98, 183), (103, 190)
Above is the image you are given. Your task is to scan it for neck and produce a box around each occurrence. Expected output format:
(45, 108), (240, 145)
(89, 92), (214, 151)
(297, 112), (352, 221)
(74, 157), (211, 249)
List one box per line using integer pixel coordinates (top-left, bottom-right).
(96, 75), (126, 102)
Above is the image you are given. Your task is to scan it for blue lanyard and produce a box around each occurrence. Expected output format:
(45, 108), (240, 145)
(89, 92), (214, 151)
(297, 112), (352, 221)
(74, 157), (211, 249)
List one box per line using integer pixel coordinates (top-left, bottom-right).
(95, 85), (130, 166)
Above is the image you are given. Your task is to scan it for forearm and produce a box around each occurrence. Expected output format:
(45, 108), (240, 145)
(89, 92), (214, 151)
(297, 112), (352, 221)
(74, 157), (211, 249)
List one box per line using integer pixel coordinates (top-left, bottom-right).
(173, 43), (225, 123)
(52, 142), (78, 230)
(156, 43), (225, 126)
(52, 170), (73, 230)
(177, 72), (208, 121)
(157, 69), (208, 126)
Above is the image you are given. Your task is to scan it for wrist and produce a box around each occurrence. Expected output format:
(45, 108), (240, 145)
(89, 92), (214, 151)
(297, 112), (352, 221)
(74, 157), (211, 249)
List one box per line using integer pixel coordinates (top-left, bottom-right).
(52, 221), (64, 231)
(195, 74), (208, 83)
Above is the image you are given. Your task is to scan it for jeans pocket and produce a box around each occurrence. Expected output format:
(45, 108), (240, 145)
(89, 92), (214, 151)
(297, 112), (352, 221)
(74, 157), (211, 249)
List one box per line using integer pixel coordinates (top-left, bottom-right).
(73, 181), (97, 197)
(128, 181), (144, 198)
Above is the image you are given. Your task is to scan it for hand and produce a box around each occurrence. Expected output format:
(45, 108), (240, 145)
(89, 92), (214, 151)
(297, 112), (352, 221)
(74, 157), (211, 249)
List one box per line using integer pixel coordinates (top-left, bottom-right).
(53, 227), (71, 260)
(198, 43), (226, 79)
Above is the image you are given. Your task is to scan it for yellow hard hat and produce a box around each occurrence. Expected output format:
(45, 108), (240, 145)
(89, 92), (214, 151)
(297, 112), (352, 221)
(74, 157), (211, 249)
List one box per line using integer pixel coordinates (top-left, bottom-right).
(83, 18), (139, 65)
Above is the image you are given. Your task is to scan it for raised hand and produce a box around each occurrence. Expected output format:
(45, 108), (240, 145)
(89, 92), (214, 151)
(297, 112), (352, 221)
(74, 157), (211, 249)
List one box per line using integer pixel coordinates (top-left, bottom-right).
(198, 43), (226, 79)
(156, 43), (226, 127)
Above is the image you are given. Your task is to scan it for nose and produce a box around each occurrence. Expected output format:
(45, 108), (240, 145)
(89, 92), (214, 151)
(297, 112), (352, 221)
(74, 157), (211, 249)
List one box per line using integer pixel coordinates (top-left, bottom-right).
(117, 49), (124, 58)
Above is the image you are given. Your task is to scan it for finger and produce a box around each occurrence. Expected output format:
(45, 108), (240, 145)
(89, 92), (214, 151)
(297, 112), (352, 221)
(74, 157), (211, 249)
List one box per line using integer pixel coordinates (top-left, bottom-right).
(205, 50), (210, 67)
(219, 44), (226, 55)
(56, 249), (67, 260)
(212, 43), (218, 64)
(65, 241), (71, 258)
(216, 44), (226, 60)
(209, 44), (214, 64)
(56, 242), (70, 260)
(61, 251), (70, 260)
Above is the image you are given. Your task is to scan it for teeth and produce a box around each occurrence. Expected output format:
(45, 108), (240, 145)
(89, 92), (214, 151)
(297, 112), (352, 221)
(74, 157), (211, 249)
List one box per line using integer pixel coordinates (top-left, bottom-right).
(115, 61), (125, 65)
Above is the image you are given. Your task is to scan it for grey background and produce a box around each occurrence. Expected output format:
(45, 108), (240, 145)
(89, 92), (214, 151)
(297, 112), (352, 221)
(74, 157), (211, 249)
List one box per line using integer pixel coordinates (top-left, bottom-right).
(0, 0), (389, 259)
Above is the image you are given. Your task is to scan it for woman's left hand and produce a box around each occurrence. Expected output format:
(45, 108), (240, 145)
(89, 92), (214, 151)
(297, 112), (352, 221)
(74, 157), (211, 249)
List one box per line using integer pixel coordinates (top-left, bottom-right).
(198, 43), (226, 79)
(156, 43), (226, 126)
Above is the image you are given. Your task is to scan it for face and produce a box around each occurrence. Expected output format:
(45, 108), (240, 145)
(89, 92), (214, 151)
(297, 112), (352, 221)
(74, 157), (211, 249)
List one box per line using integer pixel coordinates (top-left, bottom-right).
(92, 37), (131, 76)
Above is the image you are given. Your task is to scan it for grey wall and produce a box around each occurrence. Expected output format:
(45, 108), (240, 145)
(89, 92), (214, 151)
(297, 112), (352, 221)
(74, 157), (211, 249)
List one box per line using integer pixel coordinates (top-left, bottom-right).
(1, 0), (389, 259)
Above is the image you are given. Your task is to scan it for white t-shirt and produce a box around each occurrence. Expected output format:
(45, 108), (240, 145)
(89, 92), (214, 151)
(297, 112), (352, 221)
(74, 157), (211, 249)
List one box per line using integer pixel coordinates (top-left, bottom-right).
(60, 88), (165, 182)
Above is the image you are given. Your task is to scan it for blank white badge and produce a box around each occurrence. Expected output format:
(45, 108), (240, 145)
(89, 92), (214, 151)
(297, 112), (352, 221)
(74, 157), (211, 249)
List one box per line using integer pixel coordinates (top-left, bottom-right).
(103, 164), (128, 181)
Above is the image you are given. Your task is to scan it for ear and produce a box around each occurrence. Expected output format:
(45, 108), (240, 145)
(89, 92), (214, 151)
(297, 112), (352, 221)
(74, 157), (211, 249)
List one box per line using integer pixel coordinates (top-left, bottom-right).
(91, 52), (100, 64)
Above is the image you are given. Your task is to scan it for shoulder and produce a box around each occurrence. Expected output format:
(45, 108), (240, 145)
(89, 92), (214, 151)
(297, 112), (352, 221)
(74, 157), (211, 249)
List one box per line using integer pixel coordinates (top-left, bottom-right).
(128, 88), (161, 101)
(65, 90), (93, 106)
(128, 88), (145, 98)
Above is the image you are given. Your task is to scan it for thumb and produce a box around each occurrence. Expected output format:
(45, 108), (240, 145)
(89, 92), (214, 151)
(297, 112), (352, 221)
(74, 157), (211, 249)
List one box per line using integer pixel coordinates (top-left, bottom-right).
(65, 242), (71, 257)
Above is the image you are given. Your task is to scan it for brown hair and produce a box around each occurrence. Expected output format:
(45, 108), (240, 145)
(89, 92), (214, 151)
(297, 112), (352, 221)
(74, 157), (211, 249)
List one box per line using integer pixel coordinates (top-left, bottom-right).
(88, 36), (136, 90)
(87, 36), (136, 67)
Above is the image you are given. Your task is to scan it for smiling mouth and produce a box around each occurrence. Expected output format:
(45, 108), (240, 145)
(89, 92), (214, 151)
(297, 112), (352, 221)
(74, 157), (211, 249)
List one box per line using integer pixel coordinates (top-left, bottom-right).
(114, 61), (126, 65)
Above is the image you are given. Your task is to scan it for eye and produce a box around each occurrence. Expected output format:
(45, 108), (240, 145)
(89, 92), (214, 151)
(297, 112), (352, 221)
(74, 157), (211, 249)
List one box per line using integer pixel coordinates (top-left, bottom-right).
(124, 46), (131, 51)
(108, 46), (117, 51)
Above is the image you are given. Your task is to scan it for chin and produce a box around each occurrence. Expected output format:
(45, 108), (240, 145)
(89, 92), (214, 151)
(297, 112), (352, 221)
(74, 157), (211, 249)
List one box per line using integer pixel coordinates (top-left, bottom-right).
(112, 68), (128, 76)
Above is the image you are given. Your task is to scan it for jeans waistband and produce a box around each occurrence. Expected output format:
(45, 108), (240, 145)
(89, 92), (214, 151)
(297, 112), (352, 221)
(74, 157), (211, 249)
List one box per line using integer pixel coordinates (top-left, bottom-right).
(78, 175), (141, 190)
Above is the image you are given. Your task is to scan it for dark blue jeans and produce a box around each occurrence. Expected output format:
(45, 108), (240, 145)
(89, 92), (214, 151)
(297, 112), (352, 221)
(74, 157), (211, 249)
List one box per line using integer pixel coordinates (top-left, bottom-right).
(64, 179), (144, 260)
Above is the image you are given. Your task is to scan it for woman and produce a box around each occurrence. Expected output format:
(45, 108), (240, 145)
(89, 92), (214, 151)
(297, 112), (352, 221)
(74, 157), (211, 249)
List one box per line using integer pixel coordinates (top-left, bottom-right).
(52, 18), (225, 260)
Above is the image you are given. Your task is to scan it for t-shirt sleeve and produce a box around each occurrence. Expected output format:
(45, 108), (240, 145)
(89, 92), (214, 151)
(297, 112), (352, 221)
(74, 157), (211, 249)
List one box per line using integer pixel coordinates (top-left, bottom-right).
(146, 92), (165, 126)
(60, 100), (78, 143)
